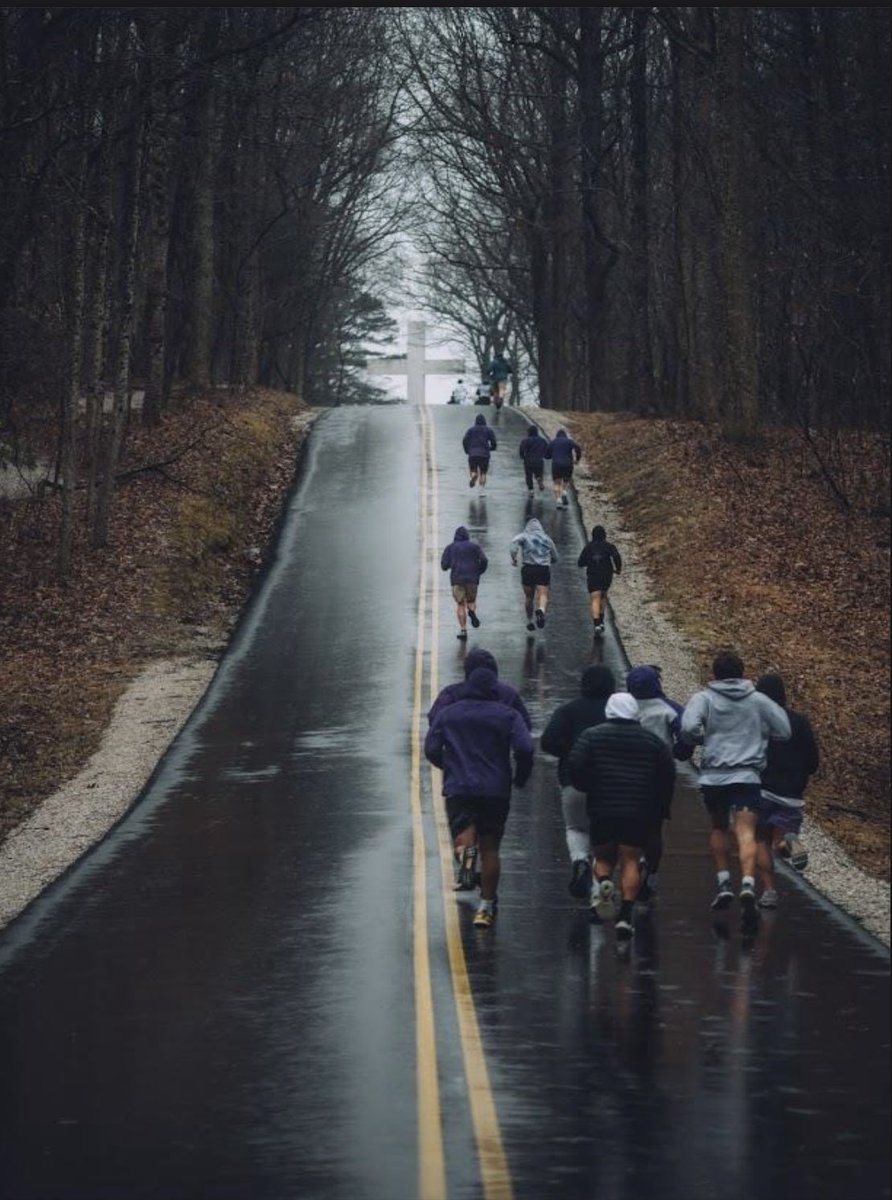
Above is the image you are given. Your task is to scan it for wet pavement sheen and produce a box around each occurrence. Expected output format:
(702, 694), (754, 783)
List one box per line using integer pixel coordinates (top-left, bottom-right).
(0, 403), (888, 1200)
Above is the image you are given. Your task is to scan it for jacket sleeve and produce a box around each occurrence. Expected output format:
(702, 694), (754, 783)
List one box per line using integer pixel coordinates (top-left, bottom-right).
(577, 545), (589, 569)
(763, 698), (792, 742)
(423, 719), (445, 768)
(440, 545), (452, 572)
(513, 694), (533, 731)
(572, 440), (582, 462)
(680, 691), (708, 745)
(610, 544), (622, 575)
(656, 742), (677, 814)
(566, 730), (593, 792)
(477, 547), (489, 575)
(508, 533), (523, 563)
(549, 537), (558, 564)
(544, 442), (553, 460)
(518, 440), (526, 460)
(488, 431), (497, 451)
(462, 431), (470, 453)
(511, 714), (535, 787)
(540, 706), (569, 760)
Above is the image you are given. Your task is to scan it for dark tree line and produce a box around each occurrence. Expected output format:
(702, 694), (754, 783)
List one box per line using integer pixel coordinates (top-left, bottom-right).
(0, 7), (404, 573)
(403, 7), (889, 492)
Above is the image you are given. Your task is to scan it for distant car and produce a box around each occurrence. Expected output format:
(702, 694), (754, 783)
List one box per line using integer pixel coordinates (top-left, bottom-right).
(474, 382), (491, 405)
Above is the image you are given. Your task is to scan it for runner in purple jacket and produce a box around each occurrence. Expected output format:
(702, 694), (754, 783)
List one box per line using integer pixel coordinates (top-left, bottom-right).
(425, 667), (534, 928)
(462, 414), (497, 492)
(441, 526), (488, 640)
(544, 428), (582, 508)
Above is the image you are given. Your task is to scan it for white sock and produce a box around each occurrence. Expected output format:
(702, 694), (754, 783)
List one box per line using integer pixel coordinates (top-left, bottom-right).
(478, 898), (495, 913)
(717, 870), (731, 885)
(566, 831), (590, 862)
(742, 875), (755, 889)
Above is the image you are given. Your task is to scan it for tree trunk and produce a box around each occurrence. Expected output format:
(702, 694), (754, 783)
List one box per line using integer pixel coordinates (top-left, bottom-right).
(141, 16), (173, 428)
(59, 146), (87, 579)
(628, 7), (654, 410)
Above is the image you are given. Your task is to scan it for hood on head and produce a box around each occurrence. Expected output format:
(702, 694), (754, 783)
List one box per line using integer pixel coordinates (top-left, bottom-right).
(708, 679), (755, 701)
(605, 692), (640, 721)
(626, 665), (663, 700)
(464, 647), (498, 677)
(475, 413), (487, 425)
(465, 666), (499, 700)
(756, 673), (786, 707)
(591, 525), (606, 541)
(555, 429), (567, 439)
(454, 526), (469, 541)
(525, 518), (546, 536)
(581, 665), (615, 698)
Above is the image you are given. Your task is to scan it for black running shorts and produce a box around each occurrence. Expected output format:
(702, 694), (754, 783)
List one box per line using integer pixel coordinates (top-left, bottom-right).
(446, 795), (510, 840)
(521, 564), (551, 589)
(589, 815), (650, 850)
(468, 455), (490, 472)
(551, 464), (573, 481)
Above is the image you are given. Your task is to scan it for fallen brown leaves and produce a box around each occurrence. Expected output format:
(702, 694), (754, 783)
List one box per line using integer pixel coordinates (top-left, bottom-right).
(0, 388), (310, 844)
(566, 413), (890, 881)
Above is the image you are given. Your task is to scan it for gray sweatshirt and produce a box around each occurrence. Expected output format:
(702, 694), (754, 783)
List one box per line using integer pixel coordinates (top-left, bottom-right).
(509, 519), (558, 568)
(681, 679), (791, 786)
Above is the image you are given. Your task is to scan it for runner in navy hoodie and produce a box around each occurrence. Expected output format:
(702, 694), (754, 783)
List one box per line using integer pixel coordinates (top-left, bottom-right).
(425, 667), (534, 927)
(544, 428), (582, 507)
(440, 525), (488, 640)
(462, 413), (497, 492)
(518, 424), (550, 494)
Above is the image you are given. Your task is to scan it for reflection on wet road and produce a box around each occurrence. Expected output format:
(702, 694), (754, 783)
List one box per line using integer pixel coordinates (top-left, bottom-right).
(0, 404), (888, 1200)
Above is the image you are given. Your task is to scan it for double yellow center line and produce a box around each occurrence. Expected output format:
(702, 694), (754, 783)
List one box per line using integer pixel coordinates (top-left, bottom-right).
(410, 403), (513, 1200)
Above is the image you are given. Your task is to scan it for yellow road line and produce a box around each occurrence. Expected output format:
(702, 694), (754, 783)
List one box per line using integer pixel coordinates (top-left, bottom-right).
(411, 414), (446, 1200)
(422, 405), (515, 1200)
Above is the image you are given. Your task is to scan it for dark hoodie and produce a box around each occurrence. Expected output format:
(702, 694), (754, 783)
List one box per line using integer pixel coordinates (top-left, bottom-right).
(518, 427), (549, 468)
(441, 526), (488, 585)
(755, 674), (819, 800)
(427, 648), (531, 728)
(544, 429), (582, 468)
(577, 526), (622, 589)
(540, 665), (615, 786)
(463, 414), (498, 457)
(424, 667), (534, 798)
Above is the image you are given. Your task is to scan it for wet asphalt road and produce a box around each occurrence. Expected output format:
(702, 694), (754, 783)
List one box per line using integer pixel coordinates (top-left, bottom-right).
(0, 403), (888, 1200)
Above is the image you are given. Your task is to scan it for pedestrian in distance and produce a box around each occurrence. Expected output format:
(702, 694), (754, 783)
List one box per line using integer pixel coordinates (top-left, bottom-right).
(509, 517), (558, 631)
(486, 350), (513, 408)
(544, 428), (582, 508)
(518, 423), (550, 495)
(753, 672), (819, 909)
(540, 665), (616, 902)
(449, 379), (469, 405)
(679, 650), (791, 924)
(625, 665), (694, 907)
(577, 525), (622, 639)
(462, 412), (497, 493)
(567, 692), (676, 946)
(441, 525), (488, 640)
(424, 666), (534, 928)
(473, 380), (492, 406)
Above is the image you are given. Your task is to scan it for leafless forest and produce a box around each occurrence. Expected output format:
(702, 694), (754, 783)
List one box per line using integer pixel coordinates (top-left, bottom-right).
(1, 8), (888, 577)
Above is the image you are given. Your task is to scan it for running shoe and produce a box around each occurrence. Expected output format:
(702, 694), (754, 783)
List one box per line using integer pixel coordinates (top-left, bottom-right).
(593, 622), (604, 639)
(457, 845), (479, 891)
(473, 906), (495, 929)
(615, 916), (634, 941)
(710, 879), (734, 910)
(758, 889), (778, 909)
(457, 629), (467, 640)
(591, 878), (616, 921)
(535, 608), (546, 628)
(739, 882), (758, 919)
(469, 477), (476, 488)
(568, 858), (591, 899)
(526, 621), (536, 632)
(562, 494), (569, 507)
(467, 609), (481, 629)
(785, 835), (808, 872)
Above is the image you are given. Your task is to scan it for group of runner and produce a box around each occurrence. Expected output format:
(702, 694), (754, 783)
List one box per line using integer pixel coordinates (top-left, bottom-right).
(446, 413), (620, 640)
(425, 647), (818, 940)
(448, 351), (514, 411)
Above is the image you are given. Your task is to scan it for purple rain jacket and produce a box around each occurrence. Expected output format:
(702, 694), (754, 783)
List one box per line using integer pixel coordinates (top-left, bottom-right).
(518, 429), (550, 468)
(424, 667), (534, 799)
(544, 429), (582, 467)
(427, 647), (532, 729)
(441, 526), (489, 585)
(462, 414), (498, 458)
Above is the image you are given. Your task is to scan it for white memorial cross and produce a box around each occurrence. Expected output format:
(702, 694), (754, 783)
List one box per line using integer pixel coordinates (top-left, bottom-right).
(366, 320), (465, 405)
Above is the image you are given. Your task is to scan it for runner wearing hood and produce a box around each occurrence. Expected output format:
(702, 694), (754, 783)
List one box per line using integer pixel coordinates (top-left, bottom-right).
(567, 692), (676, 944)
(577, 525), (622, 638)
(462, 413), (497, 492)
(544, 429), (582, 507)
(753, 673), (819, 908)
(427, 647), (531, 731)
(541, 665), (616, 900)
(518, 424), (550, 494)
(680, 650), (791, 920)
(441, 525), (488, 640)
(424, 667), (534, 928)
(509, 517), (558, 631)
(486, 351), (513, 407)
(626, 665), (692, 905)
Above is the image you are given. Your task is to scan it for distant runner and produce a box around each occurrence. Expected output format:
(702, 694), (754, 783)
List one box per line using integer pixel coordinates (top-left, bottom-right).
(425, 666), (534, 928)
(448, 379), (469, 405)
(462, 412), (497, 493)
(487, 351), (513, 409)
(440, 525), (488, 641)
(509, 517), (558, 632)
(518, 423), (550, 495)
(473, 380), (492, 406)
(544, 429), (582, 508)
(577, 525), (622, 639)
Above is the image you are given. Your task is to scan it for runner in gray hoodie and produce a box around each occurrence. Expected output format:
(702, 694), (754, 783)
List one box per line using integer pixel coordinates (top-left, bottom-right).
(680, 650), (791, 920)
(509, 518), (558, 631)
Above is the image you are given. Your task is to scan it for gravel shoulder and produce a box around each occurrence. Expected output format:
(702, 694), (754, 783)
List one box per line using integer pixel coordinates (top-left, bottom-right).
(1, 405), (887, 949)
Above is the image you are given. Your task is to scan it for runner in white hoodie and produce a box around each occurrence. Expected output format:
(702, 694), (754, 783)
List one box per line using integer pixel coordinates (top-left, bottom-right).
(508, 518), (558, 632)
(680, 650), (791, 921)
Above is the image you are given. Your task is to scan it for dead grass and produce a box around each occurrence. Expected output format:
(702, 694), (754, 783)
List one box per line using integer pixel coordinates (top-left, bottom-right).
(563, 412), (891, 881)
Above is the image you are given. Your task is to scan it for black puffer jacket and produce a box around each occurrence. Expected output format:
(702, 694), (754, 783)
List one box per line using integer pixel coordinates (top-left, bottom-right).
(567, 719), (676, 821)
